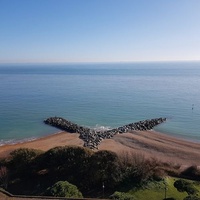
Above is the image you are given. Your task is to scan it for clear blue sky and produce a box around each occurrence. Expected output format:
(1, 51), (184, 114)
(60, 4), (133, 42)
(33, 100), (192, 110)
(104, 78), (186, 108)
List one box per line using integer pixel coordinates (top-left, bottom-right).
(0, 0), (200, 63)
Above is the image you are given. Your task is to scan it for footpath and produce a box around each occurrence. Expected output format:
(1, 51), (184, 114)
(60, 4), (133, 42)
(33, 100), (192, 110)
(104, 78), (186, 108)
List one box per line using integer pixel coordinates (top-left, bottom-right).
(0, 189), (104, 200)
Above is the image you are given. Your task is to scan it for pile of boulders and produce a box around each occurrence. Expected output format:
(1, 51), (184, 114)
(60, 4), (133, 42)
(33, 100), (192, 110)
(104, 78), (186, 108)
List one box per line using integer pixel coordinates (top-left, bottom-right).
(44, 117), (90, 134)
(44, 117), (166, 150)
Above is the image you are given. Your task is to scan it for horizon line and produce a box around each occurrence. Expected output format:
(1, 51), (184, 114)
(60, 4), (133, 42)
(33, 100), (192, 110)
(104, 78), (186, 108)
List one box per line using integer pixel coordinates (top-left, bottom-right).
(0, 59), (200, 65)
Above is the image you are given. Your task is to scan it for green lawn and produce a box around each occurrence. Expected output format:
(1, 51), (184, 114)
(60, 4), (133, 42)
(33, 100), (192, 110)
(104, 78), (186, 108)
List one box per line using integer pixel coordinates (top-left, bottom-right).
(115, 177), (200, 200)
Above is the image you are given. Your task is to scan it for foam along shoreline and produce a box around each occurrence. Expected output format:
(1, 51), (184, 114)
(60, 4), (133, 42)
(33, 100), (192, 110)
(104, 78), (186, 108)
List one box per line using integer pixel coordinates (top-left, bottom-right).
(0, 129), (200, 165)
(0, 137), (38, 147)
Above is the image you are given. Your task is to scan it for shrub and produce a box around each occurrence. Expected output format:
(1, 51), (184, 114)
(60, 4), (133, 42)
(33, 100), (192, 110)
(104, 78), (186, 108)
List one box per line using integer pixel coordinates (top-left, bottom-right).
(119, 151), (146, 178)
(110, 191), (136, 200)
(152, 169), (166, 181)
(181, 166), (200, 180)
(183, 195), (200, 200)
(46, 180), (83, 198)
(119, 151), (162, 184)
(174, 179), (198, 195)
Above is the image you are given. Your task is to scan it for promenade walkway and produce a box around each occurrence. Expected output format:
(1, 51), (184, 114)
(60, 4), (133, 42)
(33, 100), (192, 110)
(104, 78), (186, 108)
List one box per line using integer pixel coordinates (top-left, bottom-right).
(0, 189), (103, 200)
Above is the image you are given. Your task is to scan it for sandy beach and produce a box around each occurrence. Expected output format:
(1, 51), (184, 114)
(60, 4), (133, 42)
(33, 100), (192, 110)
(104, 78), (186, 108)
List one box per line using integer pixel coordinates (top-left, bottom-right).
(0, 130), (200, 166)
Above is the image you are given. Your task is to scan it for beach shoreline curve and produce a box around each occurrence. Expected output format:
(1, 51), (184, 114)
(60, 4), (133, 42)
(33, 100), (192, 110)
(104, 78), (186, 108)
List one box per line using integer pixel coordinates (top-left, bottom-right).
(0, 129), (200, 166)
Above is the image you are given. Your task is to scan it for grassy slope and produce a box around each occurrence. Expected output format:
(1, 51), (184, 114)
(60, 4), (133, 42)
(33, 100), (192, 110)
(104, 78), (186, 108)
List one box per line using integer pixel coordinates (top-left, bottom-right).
(124, 177), (200, 200)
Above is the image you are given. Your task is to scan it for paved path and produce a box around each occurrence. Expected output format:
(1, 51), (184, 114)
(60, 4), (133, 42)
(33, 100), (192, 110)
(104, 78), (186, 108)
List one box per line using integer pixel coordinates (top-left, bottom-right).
(0, 190), (104, 200)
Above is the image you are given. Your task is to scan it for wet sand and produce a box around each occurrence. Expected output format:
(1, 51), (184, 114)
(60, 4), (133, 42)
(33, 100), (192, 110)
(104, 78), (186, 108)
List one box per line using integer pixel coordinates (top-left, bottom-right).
(0, 130), (200, 165)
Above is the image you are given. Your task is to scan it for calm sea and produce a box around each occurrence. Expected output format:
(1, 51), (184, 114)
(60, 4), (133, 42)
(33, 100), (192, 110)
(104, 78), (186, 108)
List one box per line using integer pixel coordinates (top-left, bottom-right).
(0, 62), (200, 145)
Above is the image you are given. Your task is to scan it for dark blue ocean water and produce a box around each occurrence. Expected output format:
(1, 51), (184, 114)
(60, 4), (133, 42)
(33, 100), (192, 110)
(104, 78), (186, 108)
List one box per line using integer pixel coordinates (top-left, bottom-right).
(0, 62), (200, 145)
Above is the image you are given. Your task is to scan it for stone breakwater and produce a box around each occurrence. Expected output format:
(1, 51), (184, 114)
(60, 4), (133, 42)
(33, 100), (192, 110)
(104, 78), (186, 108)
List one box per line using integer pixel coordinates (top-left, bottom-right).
(44, 117), (166, 149)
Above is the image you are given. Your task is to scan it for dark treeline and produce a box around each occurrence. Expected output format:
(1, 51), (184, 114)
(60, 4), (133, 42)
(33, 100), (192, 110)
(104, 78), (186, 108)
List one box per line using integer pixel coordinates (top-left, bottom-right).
(0, 146), (199, 198)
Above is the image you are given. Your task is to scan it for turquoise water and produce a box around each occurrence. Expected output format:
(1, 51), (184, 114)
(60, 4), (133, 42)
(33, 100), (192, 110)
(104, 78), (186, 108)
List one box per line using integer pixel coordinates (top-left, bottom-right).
(0, 62), (200, 145)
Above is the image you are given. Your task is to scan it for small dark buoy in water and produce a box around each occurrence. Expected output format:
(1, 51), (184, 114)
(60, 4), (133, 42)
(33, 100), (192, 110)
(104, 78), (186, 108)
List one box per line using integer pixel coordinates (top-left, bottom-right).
(192, 104), (194, 110)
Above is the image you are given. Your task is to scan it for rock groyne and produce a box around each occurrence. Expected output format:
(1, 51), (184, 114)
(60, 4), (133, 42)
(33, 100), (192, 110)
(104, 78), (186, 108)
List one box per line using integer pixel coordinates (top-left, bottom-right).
(44, 117), (166, 149)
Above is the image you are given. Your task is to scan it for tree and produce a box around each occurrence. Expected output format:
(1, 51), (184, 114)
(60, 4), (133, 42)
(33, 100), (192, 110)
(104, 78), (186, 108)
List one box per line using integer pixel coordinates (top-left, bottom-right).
(174, 179), (198, 195)
(0, 166), (9, 189)
(89, 150), (122, 189)
(181, 165), (200, 180)
(40, 146), (92, 186)
(41, 146), (92, 169)
(46, 181), (83, 198)
(7, 148), (43, 179)
(9, 148), (43, 168)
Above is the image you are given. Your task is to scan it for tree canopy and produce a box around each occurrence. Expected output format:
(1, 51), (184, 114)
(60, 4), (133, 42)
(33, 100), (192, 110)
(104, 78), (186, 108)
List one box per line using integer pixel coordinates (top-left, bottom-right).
(46, 181), (83, 198)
